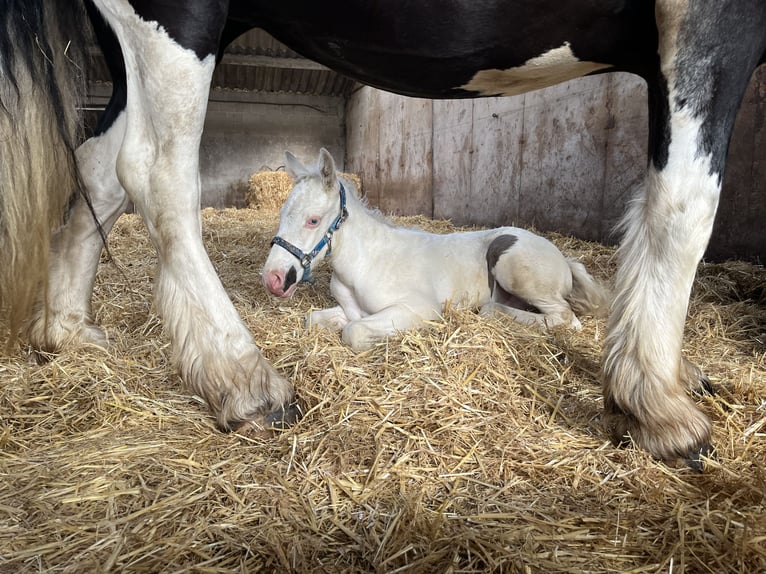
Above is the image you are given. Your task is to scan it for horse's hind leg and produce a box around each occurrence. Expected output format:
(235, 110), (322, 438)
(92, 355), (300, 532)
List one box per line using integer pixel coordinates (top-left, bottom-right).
(481, 294), (578, 330)
(27, 115), (130, 352)
(603, 1), (766, 468)
(93, 2), (295, 430)
(27, 3), (131, 352)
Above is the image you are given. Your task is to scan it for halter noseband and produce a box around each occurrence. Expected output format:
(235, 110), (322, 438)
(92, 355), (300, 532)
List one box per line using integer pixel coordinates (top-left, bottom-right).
(270, 181), (349, 284)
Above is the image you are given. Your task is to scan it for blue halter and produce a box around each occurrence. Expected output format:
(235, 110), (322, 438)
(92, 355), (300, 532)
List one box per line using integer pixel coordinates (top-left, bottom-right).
(270, 181), (348, 284)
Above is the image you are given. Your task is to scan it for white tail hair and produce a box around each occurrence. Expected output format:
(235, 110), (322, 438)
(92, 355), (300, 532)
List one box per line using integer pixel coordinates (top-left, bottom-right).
(0, 3), (86, 344)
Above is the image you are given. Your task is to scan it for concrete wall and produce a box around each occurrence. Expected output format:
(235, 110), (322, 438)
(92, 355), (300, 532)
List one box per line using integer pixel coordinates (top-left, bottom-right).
(346, 69), (766, 262)
(86, 86), (346, 209)
(200, 90), (345, 207)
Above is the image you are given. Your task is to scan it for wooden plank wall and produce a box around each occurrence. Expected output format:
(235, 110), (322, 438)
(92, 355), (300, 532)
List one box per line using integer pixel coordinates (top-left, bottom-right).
(346, 68), (766, 262)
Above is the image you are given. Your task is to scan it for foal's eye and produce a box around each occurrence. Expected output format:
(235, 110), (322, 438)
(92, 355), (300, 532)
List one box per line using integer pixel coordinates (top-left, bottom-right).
(306, 217), (320, 228)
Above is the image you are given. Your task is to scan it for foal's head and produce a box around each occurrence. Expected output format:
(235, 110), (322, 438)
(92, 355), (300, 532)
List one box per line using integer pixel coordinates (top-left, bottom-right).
(262, 148), (346, 298)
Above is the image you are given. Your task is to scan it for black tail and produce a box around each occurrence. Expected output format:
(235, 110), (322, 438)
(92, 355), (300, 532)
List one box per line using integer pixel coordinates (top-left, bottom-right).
(0, 0), (88, 344)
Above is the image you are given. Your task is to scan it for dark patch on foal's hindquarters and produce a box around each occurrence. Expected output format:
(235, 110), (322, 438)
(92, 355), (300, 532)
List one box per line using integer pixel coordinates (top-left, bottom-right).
(486, 234), (518, 293)
(485, 234), (540, 313)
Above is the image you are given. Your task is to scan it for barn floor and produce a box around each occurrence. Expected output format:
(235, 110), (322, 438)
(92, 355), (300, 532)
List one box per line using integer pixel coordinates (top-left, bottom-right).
(1, 207), (765, 573)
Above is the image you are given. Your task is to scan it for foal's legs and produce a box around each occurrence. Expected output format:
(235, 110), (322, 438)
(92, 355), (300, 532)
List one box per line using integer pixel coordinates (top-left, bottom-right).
(308, 307), (350, 331)
(482, 299), (580, 330)
(342, 304), (433, 352)
(90, 1), (295, 429)
(602, 1), (766, 467)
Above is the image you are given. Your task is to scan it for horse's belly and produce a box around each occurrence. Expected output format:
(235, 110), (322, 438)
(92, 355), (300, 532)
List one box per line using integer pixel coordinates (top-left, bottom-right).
(248, 0), (657, 98)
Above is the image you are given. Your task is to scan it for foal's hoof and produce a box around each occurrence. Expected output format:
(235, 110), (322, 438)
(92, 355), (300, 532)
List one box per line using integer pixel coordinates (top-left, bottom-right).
(232, 401), (303, 437)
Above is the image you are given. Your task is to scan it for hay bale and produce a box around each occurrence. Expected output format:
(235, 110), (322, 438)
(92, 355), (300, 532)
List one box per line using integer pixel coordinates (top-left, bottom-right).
(247, 169), (363, 211)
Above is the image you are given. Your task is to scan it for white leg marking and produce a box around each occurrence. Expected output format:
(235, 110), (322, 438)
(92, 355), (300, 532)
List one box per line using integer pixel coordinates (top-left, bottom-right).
(604, 110), (718, 459)
(307, 306), (350, 331)
(28, 113), (130, 350)
(91, 1), (293, 426)
(342, 304), (433, 353)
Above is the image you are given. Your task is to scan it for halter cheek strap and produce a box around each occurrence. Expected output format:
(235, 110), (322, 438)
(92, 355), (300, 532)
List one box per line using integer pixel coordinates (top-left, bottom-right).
(270, 181), (348, 284)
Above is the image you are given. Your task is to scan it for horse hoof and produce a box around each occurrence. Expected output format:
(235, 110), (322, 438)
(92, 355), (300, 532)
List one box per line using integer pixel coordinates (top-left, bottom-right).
(231, 401), (303, 437)
(682, 443), (715, 472)
(696, 373), (715, 397)
(264, 401), (303, 430)
(680, 357), (715, 397)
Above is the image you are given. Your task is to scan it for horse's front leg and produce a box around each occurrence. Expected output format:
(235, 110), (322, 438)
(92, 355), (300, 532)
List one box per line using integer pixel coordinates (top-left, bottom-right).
(603, 165), (716, 468)
(602, 1), (764, 468)
(307, 307), (350, 331)
(27, 111), (130, 352)
(342, 303), (432, 352)
(97, 3), (295, 430)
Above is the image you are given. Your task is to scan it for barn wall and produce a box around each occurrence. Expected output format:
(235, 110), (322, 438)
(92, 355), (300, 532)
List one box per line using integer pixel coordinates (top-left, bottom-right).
(201, 90), (345, 208)
(346, 69), (766, 262)
(86, 85), (346, 209)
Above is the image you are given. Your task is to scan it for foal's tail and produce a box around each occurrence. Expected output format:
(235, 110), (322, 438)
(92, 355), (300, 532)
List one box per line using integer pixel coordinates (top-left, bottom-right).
(566, 260), (611, 318)
(0, 1), (88, 342)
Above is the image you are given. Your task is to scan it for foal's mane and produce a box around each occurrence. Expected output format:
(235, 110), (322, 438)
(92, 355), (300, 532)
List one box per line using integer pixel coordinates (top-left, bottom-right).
(336, 175), (410, 230)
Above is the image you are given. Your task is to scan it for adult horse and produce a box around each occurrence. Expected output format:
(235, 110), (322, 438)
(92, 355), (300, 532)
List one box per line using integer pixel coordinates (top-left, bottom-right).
(2, 1), (764, 467)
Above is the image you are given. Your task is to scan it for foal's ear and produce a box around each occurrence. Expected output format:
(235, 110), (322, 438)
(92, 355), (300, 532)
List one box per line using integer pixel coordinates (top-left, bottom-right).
(318, 148), (337, 192)
(284, 151), (309, 180)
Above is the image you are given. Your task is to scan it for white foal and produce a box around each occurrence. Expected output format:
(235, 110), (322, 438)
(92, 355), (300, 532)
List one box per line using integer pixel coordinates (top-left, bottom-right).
(263, 149), (610, 352)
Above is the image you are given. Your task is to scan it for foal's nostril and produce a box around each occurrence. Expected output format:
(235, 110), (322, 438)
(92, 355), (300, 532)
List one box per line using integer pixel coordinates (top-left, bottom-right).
(284, 266), (298, 291)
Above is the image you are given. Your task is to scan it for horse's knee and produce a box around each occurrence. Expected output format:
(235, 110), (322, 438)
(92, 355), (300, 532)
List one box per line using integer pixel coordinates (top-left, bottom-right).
(76, 116), (129, 212)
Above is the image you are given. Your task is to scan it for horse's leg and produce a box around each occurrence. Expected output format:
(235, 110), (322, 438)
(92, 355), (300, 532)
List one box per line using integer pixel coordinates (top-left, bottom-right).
(603, 2), (765, 467)
(92, 2), (295, 430)
(482, 243), (580, 329)
(342, 304), (431, 352)
(307, 307), (350, 331)
(27, 114), (130, 351)
(28, 1), (133, 352)
(481, 299), (580, 330)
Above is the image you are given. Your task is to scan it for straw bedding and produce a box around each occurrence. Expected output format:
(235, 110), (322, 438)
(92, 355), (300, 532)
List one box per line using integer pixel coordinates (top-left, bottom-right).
(1, 191), (765, 572)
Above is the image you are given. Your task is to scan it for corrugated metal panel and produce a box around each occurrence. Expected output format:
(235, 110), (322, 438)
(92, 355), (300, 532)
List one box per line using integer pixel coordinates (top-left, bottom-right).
(225, 28), (301, 58)
(87, 28), (356, 98)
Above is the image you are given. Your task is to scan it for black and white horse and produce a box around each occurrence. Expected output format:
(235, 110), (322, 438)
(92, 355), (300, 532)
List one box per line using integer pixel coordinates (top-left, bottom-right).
(2, 1), (764, 468)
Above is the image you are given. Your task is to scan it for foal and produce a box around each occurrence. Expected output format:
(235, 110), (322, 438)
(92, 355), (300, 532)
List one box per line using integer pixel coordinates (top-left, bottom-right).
(263, 149), (610, 351)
